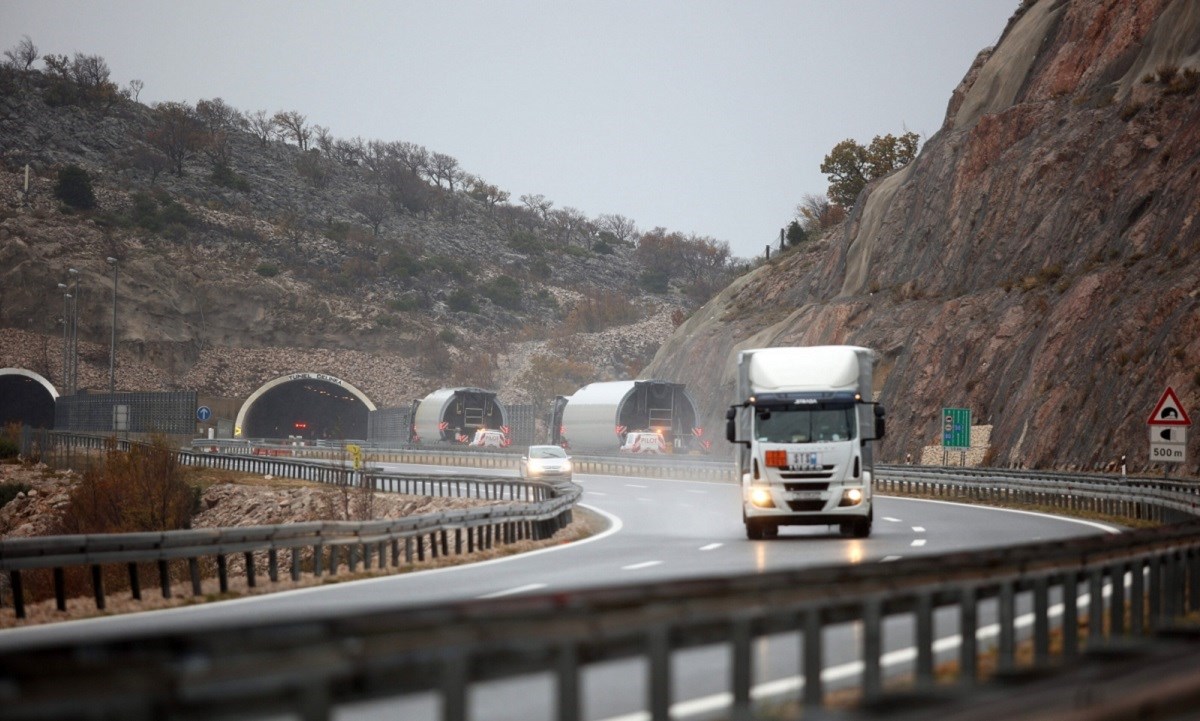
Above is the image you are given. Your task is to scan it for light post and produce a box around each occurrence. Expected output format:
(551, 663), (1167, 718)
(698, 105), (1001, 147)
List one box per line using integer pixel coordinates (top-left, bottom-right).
(67, 267), (79, 395)
(57, 283), (69, 389)
(107, 257), (118, 397)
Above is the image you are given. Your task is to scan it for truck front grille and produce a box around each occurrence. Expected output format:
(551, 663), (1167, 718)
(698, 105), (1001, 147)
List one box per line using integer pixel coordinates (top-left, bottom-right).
(786, 500), (827, 512)
(784, 482), (830, 492)
(780, 471), (835, 480)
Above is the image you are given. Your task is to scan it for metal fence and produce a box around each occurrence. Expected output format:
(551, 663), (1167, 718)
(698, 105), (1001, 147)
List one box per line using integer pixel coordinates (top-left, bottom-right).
(54, 391), (197, 435)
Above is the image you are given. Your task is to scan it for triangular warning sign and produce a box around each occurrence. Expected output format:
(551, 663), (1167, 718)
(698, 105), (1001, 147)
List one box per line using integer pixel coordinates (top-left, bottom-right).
(1147, 386), (1191, 426)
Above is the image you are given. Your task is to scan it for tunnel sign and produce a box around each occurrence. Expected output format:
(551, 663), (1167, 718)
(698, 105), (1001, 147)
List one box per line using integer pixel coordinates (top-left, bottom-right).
(1148, 387), (1189, 464)
(1147, 387), (1191, 426)
(196, 406), (212, 422)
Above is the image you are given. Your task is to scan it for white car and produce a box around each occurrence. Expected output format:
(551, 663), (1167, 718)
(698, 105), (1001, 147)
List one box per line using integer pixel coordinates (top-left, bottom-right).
(620, 430), (666, 454)
(471, 429), (506, 448)
(521, 445), (573, 481)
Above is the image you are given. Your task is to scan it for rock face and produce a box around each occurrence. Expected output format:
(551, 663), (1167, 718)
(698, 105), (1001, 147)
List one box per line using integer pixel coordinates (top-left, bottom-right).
(645, 0), (1200, 473)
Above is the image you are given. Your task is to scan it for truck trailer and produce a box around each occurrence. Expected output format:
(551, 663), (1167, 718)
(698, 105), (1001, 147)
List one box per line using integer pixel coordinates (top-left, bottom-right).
(725, 346), (885, 539)
(410, 387), (506, 444)
(552, 380), (701, 453)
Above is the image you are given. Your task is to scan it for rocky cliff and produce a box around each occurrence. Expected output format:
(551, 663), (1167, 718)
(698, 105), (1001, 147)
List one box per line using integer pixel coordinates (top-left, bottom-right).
(645, 0), (1200, 472)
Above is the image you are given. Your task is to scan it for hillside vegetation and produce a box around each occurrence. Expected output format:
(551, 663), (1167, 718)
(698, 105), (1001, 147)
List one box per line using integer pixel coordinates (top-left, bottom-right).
(0, 45), (745, 407)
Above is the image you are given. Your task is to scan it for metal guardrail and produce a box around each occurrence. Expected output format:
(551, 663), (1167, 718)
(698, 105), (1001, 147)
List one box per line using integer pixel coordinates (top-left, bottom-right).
(6, 435), (1200, 719)
(2, 505), (1199, 720)
(3, 432), (579, 620)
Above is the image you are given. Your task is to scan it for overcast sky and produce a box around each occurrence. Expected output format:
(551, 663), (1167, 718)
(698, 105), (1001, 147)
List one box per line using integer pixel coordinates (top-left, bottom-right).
(4, 1), (1017, 259)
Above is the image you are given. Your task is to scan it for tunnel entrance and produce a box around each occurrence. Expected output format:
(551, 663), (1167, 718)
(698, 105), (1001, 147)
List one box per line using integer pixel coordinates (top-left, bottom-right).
(0, 368), (59, 429)
(236, 373), (376, 440)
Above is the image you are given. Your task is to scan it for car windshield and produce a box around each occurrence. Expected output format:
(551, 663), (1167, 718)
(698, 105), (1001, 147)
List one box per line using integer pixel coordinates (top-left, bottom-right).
(529, 446), (567, 459)
(754, 407), (856, 443)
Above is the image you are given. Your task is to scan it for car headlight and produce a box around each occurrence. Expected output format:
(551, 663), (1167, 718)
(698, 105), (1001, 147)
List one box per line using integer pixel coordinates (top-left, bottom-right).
(561, 461), (572, 473)
(749, 487), (774, 508)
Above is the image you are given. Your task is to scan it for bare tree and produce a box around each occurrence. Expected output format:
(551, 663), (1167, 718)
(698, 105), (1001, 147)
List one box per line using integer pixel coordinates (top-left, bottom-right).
(248, 109), (276, 145)
(596, 213), (639, 245)
(794, 192), (846, 233)
(272, 110), (310, 150)
(126, 79), (143, 102)
(466, 176), (510, 210)
(349, 193), (391, 235)
(3, 35), (38, 71)
(147, 101), (203, 175)
(428, 151), (460, 190)
(332, 136), (364, 166)
(195, 98), (243, 165)
(394, 141), (430, 179)
(127, 144), (169, 184)
(520, 193), (553, 221)
(548, 206), (593, 247)
(312, 124), (333, 156)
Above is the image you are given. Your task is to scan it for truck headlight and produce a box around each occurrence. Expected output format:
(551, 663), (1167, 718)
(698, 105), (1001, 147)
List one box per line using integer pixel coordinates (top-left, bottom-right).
(749, 487), (775, 508)
(840, 488), (864, 506)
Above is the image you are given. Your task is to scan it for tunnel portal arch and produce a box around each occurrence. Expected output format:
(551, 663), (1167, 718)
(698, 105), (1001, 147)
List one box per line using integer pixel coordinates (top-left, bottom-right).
(0, 368), (59, 429)
(235, 373), (377, 440)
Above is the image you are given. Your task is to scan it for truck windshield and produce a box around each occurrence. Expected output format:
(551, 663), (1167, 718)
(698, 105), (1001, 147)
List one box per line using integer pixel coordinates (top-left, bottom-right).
(754, 407), (856, 443)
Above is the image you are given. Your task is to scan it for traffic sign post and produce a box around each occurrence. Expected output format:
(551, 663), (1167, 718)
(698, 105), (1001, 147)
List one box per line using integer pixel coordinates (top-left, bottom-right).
(196, 406), (212, 422)
(1147, 387), (1191, 469)
(942, 407), (971, 465)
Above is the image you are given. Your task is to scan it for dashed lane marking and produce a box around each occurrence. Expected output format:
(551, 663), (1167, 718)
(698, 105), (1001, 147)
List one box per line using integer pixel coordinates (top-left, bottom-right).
(699, 543), (722, 551)
(478, 583), (547, 599)
(622, 561), (662, 571)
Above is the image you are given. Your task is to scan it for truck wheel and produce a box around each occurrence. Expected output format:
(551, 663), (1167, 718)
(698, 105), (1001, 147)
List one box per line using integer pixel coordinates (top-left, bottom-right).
(745, 519), (765, 540)
(852, 509), (873, 538)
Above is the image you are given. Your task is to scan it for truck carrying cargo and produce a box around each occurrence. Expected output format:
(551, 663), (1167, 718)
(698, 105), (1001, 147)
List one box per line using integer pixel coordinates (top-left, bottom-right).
(552, 380), (702, 454)
(726, 346), (885, 539)
(409, 387), (506, 444)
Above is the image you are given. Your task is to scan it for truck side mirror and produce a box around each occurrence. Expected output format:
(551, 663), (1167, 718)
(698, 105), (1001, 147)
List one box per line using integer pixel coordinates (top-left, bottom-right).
(874, 404), (886, 439)
(725, 407), (736, 443)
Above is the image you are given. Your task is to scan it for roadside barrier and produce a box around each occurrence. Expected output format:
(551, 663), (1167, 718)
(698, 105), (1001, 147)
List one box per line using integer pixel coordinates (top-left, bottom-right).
(6, 432), (1200, 719)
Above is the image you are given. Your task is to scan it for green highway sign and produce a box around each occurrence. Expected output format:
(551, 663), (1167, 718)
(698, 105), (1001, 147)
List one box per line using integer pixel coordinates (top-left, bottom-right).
(942, 408), (971, 450)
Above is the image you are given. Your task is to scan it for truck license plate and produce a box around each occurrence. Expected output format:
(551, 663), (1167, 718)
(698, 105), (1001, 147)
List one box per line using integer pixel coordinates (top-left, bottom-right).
(787, 452), (821, 470)
(786, 490), (824, 500)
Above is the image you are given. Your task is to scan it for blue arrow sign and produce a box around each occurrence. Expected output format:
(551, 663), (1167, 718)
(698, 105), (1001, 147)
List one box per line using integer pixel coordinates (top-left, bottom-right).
(196, 406), (212, 422)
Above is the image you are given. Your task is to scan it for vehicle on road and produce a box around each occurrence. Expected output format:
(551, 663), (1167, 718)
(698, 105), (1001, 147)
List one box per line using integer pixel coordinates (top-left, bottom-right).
(726, 345), (886, 540)
(521, 445), (573, 481)
(620, 430), (667, 454)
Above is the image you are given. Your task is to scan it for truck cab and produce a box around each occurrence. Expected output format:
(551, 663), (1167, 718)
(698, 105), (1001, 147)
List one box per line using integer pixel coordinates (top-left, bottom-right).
(726, 346), (885, 540)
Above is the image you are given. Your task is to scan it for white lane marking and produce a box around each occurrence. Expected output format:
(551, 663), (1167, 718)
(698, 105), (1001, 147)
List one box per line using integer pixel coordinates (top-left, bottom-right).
(699, 543), (723, 551)
(911, 539), (927, 547)
(883, 517), (902, 523)
(911, 526), (926, 533)
(625, 484), (649, 488)
(622, 561), (662, 571)
(880, 555), (902, 562)
(598, 590), (1109, 721)
(586, 491), (608, 496)
(477, 583), (547, 599)
(878, 495), (1122, 534)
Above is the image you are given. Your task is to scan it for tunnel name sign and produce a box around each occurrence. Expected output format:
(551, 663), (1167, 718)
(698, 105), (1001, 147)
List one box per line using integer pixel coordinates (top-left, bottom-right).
(1147, 386), (1190, 464)
(288, 372), (344, 386)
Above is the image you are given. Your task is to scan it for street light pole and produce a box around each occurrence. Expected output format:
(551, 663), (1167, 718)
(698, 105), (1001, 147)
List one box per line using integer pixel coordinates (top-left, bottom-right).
(57, 283), (69, 389)
(107, 257), (118, 397)
(67, 267), (79, 395)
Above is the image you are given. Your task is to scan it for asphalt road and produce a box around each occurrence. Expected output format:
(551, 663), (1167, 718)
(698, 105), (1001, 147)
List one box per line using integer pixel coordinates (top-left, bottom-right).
(0, 467), (1118, 720)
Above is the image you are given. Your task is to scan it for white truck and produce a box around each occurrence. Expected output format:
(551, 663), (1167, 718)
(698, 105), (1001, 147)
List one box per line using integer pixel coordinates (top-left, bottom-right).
(725, 346), (885, 540)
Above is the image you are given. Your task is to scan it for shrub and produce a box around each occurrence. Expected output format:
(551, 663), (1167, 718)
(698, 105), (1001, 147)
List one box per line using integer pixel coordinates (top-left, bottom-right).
(438, 328), (458, 345)
(639, 269), (670, 294)
(54, 165), (96, 209)
(447, 289), (478, 313)
(562, 291), (641, 333)
(255, 263), (279, 277)
(210, 162), (251, 191)
(483, 275), (522, 310)
(59, 437), (195, 533)
(0, 436), (19, 460)
(0, 482), (31, 508)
